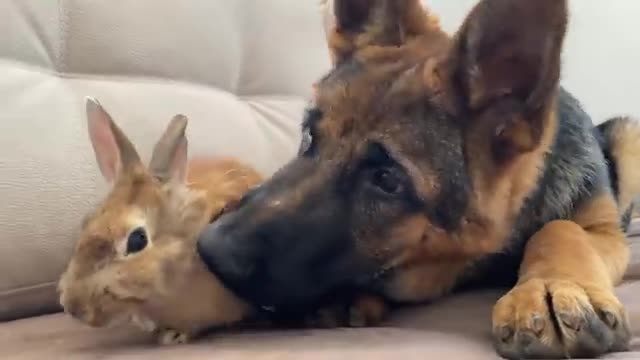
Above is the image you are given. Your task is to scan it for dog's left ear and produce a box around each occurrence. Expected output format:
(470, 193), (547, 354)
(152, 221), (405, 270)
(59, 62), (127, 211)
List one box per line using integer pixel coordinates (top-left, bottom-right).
(322, 0), (442, 64)
(450, 0), (568, 157)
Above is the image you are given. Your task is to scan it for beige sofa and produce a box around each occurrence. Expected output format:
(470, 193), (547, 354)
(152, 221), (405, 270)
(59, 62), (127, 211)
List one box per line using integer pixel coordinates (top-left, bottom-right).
(1, 1), (639, 359)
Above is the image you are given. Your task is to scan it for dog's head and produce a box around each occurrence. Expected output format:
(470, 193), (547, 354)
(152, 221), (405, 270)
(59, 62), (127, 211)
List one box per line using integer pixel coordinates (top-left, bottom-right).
(197, 0), (568, 310)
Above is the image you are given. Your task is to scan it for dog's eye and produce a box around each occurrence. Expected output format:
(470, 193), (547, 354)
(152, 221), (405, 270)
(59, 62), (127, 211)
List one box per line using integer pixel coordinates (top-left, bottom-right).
(126, 227), (148, 255)
(371, 168), (403, 195)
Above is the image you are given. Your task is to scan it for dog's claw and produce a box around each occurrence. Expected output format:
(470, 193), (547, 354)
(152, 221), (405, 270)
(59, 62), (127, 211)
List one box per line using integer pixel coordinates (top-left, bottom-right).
(493, 278), (631, 359)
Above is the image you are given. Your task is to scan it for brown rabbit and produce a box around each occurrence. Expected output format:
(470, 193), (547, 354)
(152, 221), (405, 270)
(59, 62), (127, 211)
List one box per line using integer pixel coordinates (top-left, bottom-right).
(58, 97), (262, 345)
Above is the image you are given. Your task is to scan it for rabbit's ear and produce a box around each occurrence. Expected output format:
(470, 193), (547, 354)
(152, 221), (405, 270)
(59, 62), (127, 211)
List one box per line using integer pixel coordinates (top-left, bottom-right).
(86, 97), (142, 182)
(149, 114), (188, 183)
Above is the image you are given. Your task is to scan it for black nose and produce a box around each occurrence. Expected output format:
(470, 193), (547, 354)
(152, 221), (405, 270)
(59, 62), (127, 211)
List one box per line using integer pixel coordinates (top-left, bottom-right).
(196, 220), (259, 296)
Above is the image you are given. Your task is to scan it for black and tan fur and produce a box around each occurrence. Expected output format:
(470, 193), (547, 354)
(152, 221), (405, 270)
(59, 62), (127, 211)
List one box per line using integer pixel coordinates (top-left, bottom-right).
(197, 0), (640, 358)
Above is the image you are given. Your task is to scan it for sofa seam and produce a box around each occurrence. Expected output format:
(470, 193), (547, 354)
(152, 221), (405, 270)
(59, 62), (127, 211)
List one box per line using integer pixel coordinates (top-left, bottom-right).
(0, 281), (57, 298)
(0, 58), (308, 101)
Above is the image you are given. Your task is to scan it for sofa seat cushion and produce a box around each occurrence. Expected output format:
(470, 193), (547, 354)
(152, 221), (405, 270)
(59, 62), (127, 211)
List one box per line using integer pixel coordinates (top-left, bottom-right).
(1, 281), (639, 360)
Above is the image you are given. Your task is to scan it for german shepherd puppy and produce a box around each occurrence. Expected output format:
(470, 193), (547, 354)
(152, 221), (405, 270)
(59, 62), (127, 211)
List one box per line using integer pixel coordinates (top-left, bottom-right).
(198, 0), (640, 358)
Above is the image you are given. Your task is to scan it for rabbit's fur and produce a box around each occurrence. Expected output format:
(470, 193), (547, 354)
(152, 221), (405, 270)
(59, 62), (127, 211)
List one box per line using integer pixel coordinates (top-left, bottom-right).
(58, 98), (261, 344)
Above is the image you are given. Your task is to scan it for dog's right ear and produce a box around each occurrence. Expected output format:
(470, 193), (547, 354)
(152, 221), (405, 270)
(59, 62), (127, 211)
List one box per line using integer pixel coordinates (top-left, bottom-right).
(321, 0), (442, 64)
(86, 97), (141, 182)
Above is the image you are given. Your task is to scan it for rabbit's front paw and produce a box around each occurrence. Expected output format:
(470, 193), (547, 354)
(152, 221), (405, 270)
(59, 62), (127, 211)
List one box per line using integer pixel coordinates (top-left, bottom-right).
(155, 328), (190, 345)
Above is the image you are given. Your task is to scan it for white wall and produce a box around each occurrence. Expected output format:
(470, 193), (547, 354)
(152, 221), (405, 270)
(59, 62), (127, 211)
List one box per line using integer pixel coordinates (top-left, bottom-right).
(428, 0), (640, 124)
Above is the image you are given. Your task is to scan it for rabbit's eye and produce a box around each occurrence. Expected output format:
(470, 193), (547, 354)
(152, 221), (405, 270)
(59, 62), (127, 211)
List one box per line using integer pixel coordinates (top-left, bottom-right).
(126, 227), (148, 254)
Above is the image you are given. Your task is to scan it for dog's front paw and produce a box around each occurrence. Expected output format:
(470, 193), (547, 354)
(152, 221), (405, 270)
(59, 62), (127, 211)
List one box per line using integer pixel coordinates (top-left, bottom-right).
(304, 294), (388, 328)
(155, 328), (190, 345)
(347, 294), (388, 327)
(492, 278), (630, 359)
